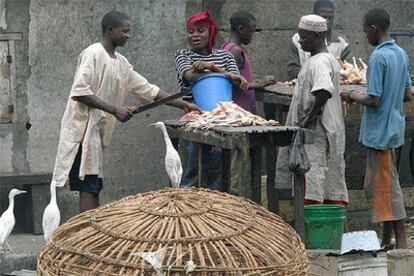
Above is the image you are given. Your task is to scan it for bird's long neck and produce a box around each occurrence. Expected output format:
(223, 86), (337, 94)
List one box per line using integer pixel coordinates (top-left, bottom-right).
(159, 125), (174, 149)
(7, 195), (15, 212)
(50, 183), (57, 204)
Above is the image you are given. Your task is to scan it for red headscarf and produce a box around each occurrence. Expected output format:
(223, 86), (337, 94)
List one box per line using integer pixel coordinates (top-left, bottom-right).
(186, 10), (217, 53)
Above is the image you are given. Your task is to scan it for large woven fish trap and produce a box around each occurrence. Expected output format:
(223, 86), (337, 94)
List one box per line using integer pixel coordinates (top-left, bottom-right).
(38, 188), (310, 275)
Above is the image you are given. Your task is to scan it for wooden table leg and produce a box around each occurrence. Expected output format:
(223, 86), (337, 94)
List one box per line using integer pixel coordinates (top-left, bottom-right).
(221, 149), (231, 193)
(294, 172), (305, 240)
(251, 147), (262, 204)
(198, 144), (209, 188)
(238, 142), (252, 200)
(266, 135), (279, 213)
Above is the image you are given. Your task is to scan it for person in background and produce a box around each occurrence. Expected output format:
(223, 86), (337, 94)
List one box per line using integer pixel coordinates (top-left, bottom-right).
(276, 14), (348, 207)
(341, 8), (412, 249)
(222, 10), (274, 194)
(175, 10), (248, 190)
(222, 11), (274, 114)
(52, 11), (200, 212)
(287, 0), (351, 79)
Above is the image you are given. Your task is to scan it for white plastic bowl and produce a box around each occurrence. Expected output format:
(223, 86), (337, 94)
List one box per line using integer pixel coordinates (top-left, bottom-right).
(340, 231), (381, 254)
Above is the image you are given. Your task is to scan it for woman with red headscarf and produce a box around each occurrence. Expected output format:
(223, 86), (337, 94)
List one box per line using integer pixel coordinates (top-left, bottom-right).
(175, 10), (248, 190)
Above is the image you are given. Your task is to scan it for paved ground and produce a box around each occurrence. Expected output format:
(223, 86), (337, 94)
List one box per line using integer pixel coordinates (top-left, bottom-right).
(6, 234), (45, 255)
(0, 234), (44, 275)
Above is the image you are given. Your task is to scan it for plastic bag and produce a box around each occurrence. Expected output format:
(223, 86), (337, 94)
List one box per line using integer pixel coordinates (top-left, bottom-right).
(288, 129), (311, 174)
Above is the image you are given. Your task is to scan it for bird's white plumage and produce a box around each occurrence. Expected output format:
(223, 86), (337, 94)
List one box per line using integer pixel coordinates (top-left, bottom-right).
(0, 209), (14, 245)
(152, 122), (183, 188)
(0, 188), (27, 252)
(42, 182), (60, 241)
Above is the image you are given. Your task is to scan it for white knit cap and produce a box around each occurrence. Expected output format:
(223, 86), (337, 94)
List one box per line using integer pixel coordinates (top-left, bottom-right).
(298, 14), (328, 32)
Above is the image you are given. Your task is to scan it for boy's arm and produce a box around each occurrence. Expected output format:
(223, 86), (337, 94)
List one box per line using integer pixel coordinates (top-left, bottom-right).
(404, 61), (412, 102)
(73, 95), (134, 122)
(71, 50), (133, 122)
(404, 88), (412, 102)
(154, 89), (201, 113)
(348, 92), (380, 107)
(348, 53), (382, 107)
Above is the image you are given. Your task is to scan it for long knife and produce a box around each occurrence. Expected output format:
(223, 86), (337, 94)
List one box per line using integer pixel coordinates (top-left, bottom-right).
(132, 89), (191, 114)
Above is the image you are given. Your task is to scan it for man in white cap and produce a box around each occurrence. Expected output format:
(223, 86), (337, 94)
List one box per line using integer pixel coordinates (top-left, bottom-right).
(287, 0), (351, 79)
(276, 14), (348, 208)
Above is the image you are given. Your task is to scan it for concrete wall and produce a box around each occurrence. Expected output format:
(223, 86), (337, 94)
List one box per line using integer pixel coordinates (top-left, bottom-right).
(1, 0), (414, 227)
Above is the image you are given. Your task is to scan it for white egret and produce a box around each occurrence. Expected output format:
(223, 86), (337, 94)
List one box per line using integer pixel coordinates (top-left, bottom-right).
(151, 122), (182, 188)
(0, 188), (27, 253)
(42, 181), (60, 241)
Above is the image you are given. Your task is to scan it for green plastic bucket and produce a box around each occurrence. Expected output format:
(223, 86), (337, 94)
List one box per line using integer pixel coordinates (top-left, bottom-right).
(304, 204), (345, 249)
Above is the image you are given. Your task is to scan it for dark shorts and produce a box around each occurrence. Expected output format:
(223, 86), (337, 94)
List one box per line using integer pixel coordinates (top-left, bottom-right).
(69, 145), (103, 196)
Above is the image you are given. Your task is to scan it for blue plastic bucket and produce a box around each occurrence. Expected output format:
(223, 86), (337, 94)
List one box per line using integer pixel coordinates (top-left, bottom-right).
(191, 74), (232, 111)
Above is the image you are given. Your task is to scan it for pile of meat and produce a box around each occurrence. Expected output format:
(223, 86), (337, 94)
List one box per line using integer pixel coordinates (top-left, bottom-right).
(277, 79), (297, 86)
(180, 102), (279, 130)
(338, 57), (367, 85)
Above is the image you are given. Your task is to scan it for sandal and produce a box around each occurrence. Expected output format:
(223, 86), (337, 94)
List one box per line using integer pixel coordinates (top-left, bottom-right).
(381, 243), (395, 251)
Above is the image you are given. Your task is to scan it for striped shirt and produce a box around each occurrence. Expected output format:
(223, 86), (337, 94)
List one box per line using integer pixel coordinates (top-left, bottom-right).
(174, 48), (240, 99)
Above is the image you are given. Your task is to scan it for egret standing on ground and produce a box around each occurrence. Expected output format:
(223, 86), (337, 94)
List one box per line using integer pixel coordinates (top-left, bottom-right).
(42, 182), (60, 241)
(0, 188), (27, 253)
(151, 122), (182, 188)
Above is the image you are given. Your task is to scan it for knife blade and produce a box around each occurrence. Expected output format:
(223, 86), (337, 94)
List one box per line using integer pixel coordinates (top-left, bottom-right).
(132, 89), (191, 114)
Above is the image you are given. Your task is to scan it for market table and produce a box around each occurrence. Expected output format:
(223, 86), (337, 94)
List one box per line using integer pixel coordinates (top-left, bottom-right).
(163, 120), (312, 239)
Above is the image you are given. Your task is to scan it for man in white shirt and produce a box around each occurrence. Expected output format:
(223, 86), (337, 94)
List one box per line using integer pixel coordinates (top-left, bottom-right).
(276, 14), (348, 207)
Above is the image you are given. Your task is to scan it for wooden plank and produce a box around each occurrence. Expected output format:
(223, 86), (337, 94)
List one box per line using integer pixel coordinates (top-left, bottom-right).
(237, 137), (252, 200)
(251, 146), (262, 204)
(165, 120), (300, 134)
(259, 83), (294, 96)
(266, 135), (279, 213)
(294, 173), (305, 240)
(165, 122), (305, 148)
(221, 150), (231, 193)
(165, 127), (237, 149)
(213, 125), (297, 134)
(198, 144), (209, 188)
(255, 90), (292, 106)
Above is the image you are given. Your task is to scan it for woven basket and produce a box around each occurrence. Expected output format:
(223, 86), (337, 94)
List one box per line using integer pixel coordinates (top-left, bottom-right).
(37, 188), (310, 275)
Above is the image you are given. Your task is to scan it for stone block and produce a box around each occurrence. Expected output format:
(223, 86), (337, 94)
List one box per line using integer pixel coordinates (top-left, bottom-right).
(0, 253), (37, 274)
(307, 249), (338, 276)
(23, 183), (49, 234)
(387, 249), (414, 276)
(337, 252), (388, 275)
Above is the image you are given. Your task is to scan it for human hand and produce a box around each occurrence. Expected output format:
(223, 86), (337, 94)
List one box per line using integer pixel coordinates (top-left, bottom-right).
(224, 72), (249, 90)
(184, 102), (202, 114)
(112, 106), (134, 122)
(300, 116), (309, 128)
(192, 61), (214, 73)
(255, 75), (276, 89)
(340, 91), (354, 103)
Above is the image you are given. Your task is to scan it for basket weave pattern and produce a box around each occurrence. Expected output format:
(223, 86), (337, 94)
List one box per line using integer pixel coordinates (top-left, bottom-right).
(37, 188), (309, 275)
